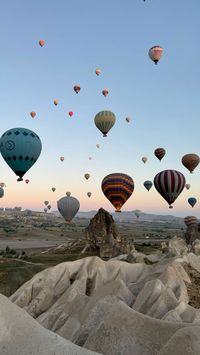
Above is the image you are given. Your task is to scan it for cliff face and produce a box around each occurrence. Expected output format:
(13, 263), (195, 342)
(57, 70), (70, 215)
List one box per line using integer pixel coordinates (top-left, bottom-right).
(85, 208), (123, 258)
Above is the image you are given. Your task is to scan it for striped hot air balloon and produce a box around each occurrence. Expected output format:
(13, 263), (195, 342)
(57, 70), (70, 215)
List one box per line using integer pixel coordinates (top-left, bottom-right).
(154, 148), (166, 161)
(94, 111), (116, 137)
(154, 169), (186, 208)
(181, 153), (200, 173)
(101, 173), (134, 212)
(184, 216), (198, 227)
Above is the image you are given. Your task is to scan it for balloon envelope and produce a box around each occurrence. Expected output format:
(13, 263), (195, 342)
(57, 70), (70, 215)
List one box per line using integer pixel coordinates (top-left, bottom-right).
(188, 197), (197, 208)
(182, 154), (200, 173)
(154, 169), (186, 208)
(102, 89), (108, 97)
(0, 188), (4, 198)
(142, 157), (148, 163)
(87, 192), (92, 198)
(54, 100), (58, 106)
(144, 180), (153, 191)
(0, 128), (42, 181)
(39, 39), (45, 47)
(57, 195), (80, 223)
(73, 85), (81, 94)
(84, 173), (90, 180)
(30, 112), (36, 118)
(69, 111), (73, 117)
(94, 111), (116, 137)
(101, 173), (134, 212)
(154, 148), (166, 161)
(95, 68), (101, 76)
(184, 216), (198, 227)
(52, 187), (56, 192)
(185, 184), (191, 190)
(134, 209), (141, 218)
(44, 200), (49, 206)
(149, 46), (163, 64)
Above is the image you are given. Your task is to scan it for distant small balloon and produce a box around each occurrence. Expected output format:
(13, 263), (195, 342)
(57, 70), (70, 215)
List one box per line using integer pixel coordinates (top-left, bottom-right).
(66, 191), (71, 196)
(0, 188), (4, 198)
(144, 180), (153, 191)
(96, 144), (100, 148)
(39, 39), (45, 47)
(25, 179), (29, 184)
(84, 173), (90, 180)
(89, 157), (92, 160)
(188, 197), (197, 208)
(142, 157), (148, 164)
(47, 204), (51, 210)
(185, 184), (191, 190)
(52, 187), (56, 192)
(149, 46), (163, 64)
(73, 85), (81, 94)
(125, 117), (131, 123)
(102, 89), (109, 97)
(95, 68), (101, 76)
(60, 156), (64, 162)
(54, 100), (58, 106)
(44, 208), (48, 213)
(44, 200), (49, 206)
(182, 153), (200, 173)
(87, 192), (92, 198)
(184, 216), (198, 227)
(0, 183), (5, 188)
(30, 112), (36, 118)
(69, 111), (73, 117)
(154, 148), (166, 161)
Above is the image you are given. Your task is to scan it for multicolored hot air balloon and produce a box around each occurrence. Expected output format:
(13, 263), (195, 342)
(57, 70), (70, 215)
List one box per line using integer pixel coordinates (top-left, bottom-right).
(73, 85), (81, 94)
(149, 46), (163, 64)
(54, 100), (58, 106)
(154, 148), (166, 161)
(181, 154), (200, 173)
(0, 128), (42, 181)
(95, 68), (101, 76)
(184, 216), (198, 227)
(102, 88), (109, 97)
(101, 173), (134, 212)
(188, 197), (197, 208)
(126, 117), (131, 123)
(142, 157), (148, 164)
(185, 184), (191, 190)
(0, 188), (4, 198)
(39, 39), (45, 47)
(87, 192), (92, 198)
(60, 156), (64, 162)
(57, 194), (80, 223)
(30, 112), (36, 118)
(94, 111), (116, 137)
(69, 111), (73, 117)
(25, 179), (29, 184)
(52, 187), (56, 192)
(144, 180), (153, 191)
(154, 169), (186, 208)
(84, 173), (90, 180)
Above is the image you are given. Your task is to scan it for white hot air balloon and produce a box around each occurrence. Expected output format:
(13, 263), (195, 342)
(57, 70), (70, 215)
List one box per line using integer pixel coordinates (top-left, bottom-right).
(57, 195), (80, 223)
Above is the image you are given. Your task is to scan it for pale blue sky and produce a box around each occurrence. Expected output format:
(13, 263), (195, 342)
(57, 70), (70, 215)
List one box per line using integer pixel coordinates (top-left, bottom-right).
(0, 0), (200, 216)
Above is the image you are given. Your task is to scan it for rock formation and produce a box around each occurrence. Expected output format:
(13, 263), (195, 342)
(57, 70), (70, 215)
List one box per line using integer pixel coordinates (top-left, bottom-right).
(185, 225), (200, 245)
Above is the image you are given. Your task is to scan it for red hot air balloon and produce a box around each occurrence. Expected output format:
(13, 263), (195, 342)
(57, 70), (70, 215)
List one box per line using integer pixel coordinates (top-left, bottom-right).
(154, 169), (186, 208)
(69, 111), (73, 117)
(101, 173), (134, 212)
(30, 112), (36, 118)
(73, 85), (81, 94)
(102, 88), (109, 97)
(184, 216), (198, 227)
(154, 148), (166, 161)
(39, 39), (45, 47)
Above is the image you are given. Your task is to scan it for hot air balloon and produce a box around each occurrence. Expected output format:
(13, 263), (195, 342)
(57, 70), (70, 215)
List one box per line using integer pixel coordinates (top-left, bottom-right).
(144, 180), (153, 191)
(184, 216), (198, 227)
(134, 209), (141, 218)
(154, 148), (166, 161)
(149, 46), (163, 64)
(60, 156), (64, 162)
(73, 85), (81, 94)
(47, 204), (51, 210)
(25, 179), (29, 184)
(66, 191), (71, 196)
(96, 144), (100, 148)
(39, 39), (45, 47)
(181, 154), (200, 173)
(185, 184), (191, 190)
(125, 117), (131, 123)
(154, 169), (186, 208)
(188, 197), (197, 208)
(87, 192), (92, 198)
(84, 173), (90, 180)
(0, 188), (4, 198)
(44, 208), (48, 213)
(30, 112), (36, 118)
(52, 187), (56, 192)
(0, 183), (5, 188)
(101, 173), (134, 212)
(54, 100), (58, 106)
(89, 157), (92, 160)
(44, 200), (49, 206)
(57, 195), (80, 223)
(142, 157), (148, 164)
(95, 68), (101, 76)
(0, 128), (42, 181)
(69, 111), (73, 117)
(94, 111), (116, 137)
(102, 89), (109, 97)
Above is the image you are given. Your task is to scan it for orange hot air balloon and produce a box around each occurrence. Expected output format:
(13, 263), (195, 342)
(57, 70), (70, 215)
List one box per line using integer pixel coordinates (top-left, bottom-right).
(69, 111), (73, 117)
(149, 46), (163, 64)
(54, 100), (58, 106)
(39, 39), (45, 47)
(30, 111), (36, 118)
(73, 85), (81, 94)
(102, 88), (109, 97)
(60, 156), (64, 162)
(154, 148), (166, 161)
(95, 68), (101, 76)
(182, 154), (200, 173)
(25, 179), (29, 184)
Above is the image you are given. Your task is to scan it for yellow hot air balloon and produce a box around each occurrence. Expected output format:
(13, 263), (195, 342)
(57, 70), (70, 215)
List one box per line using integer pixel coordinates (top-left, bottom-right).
(94, 111), (116, 137)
